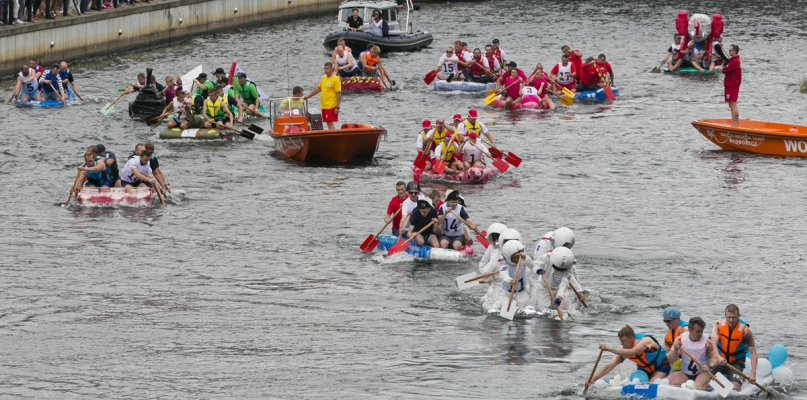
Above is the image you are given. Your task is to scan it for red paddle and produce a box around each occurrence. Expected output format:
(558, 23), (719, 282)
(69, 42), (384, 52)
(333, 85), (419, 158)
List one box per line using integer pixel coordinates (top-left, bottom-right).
(359, 207), (402, 252)
(482, 139), (522, 167)
(424, 70), (438, 85)
(448, 210), (489, 248)
(466, 140), (508, 173)
(598, 69), (616, 100)
(387, 220), (436, 255)
(413, 138), (432, 169)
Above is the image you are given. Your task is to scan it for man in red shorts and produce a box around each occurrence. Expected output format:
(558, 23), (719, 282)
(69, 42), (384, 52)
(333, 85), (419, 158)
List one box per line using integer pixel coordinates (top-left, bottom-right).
(722, 44), (741, 123)
(304, 62), (342, 129)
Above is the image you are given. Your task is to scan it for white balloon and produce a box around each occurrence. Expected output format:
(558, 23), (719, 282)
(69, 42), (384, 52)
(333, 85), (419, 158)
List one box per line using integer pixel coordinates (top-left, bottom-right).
(611, 374), (622, 387)
(683, 380), (696, 390)
(632, 378), (640, 384)
(757, 358), (773, 377)
(622, 378), (631, 385)
(772, 366), (793, 383)
(594, 379), (607, 388)
(659, 378), (670, 386)
(653, 378), (662, 384)
(743, 357), (752, 374)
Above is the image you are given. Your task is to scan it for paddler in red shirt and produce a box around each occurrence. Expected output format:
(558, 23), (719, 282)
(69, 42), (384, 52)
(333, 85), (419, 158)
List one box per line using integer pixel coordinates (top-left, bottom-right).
(721, 44), (741, 123)
(562, 46), (584, 83)
(596, 54), (614, 86)
(578, 57), (603, 92)
(385, 181), (407, 237)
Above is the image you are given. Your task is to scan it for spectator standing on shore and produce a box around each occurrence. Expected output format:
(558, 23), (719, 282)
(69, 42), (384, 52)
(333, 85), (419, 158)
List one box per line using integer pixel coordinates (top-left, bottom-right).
(303, 62), (342, 130)
(722, 44), (741, 123)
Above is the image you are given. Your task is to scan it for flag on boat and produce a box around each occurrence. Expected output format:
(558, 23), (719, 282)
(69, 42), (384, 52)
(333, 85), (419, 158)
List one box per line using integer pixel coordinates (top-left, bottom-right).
(228, 61), (269, 100)
(181, 65), (203, 93)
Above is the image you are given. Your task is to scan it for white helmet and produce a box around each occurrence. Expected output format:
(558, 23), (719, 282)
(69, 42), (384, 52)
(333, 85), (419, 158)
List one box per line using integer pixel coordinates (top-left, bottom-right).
(552, 227), (575, 249)
(486, 223), (507, 244)
(501, 240), (526, 264)
(550, 247), (575, 270)
(497, 228), (522, 249)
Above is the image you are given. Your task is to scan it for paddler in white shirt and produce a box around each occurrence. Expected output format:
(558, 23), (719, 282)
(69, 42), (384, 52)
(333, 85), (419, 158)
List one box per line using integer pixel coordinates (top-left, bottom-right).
(666, 317), (718, 390)
(497, 240), (534, 310)
(458, 132), (487, 169)
(398, 181), (427, 239)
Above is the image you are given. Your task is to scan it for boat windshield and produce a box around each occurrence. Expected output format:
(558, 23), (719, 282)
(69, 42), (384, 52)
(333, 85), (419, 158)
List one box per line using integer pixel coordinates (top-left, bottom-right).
(274, 97), (307, 118)
(339, 7), (367, 22)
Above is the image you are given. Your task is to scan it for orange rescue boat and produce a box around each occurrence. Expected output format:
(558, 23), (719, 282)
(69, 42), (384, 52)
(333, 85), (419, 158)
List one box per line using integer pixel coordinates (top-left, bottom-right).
(692, 119), (807, 157)
(267, 97), (386, 162)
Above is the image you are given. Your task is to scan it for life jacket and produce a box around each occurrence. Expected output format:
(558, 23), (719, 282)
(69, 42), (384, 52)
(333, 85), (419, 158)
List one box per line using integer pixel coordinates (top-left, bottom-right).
(419, 130), (435, 152)
(58, 69), (70, 82)
(364, 53), (379, 70)
(431, 128), (447, 146)
(627, 333), (667, 374)
(716, 319), (748, 363)
(104, 152), (120, 181)
(85, 158), (108, 184)
(206, 96), (228, 120)
(492, 48), (504, 65)
(439, 141), (456, 160)
(42, 71), (61, 92)
(664, 320), (689, 349)
(485, 54), (497, 71)
(463, 120), (482, 135)
(468, 57), (486, 76)
(237, 81), (258, 104)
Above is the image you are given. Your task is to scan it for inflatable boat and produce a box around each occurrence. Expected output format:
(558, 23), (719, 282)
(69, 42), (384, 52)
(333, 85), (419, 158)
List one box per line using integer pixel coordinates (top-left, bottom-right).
(374, 235), (474, 261)
(159, 127), (232, 140)
(574, 87), (619, 102)
(432, 80), (497, 92)
(77, 187), (154, 207)
(665, 66), (723, 74)
(322, 0), (433, 54)
(16, 87), (79, 107)
(341, 76), (385, 92)
(599, 376), (775, 399)
(413, 166), (499, 184)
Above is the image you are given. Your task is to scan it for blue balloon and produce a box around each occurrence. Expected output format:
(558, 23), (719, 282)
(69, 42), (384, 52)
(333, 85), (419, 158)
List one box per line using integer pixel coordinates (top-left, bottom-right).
(769, 344), (788, 368)
(630, 370), (649, 383)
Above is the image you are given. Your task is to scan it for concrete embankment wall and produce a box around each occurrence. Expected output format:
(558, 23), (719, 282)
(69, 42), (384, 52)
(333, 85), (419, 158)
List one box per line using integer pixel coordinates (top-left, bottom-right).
(0, 0), (339, 77)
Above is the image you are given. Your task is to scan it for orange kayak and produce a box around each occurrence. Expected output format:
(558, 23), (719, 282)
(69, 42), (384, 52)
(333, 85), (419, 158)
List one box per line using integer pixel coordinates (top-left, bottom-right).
(692, 119), (807, 157)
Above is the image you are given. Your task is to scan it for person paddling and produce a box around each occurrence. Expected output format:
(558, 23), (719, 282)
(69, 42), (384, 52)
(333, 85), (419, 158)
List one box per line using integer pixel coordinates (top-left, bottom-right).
(708, 304), (757, 391)
(585, 326), (671, 391)
(202, 86), (234, 130)
(406, 199), (440, 248)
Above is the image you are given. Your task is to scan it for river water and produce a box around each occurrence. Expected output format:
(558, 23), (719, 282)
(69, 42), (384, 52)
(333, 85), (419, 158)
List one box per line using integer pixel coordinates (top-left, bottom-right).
(1, 0), (806, 398)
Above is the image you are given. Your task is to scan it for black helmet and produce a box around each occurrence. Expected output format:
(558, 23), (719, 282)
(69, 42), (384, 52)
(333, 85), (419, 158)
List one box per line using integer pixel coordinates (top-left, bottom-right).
(406, 181), (420, 192)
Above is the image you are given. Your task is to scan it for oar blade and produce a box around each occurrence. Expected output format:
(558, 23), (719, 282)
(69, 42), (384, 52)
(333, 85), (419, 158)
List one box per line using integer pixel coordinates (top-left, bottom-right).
(433, 160), (446, 174)
(239, 129), (256, 140)
(483, 92), (498, 106)
(492, 158), (509, 173)
(99, 104), (114, 115)
(423, 70), (437, 85)
(386, 240), (410, 256)
(359, 234), (376, 251)
(248, 124), (264, 133)
(488, 147), (503, 158)
(603, 86), (616, 100)
(475, 235), (490, 248)
(710, 372), (733, 398)
(500, 299), (517, 320)
(413, 152), (427, 169)
(486, 88), (500, 95)
(504, 153), (522, 167)
(455, 272), (480, 291)
(559, 95), (574, 107)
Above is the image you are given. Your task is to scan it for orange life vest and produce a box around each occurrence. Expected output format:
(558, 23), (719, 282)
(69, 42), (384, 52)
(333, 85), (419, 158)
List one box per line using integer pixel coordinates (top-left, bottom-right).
(365, 53), (379, 70)
(627, 335), (665, 374)
(665, 325), (684, 349)
(717, 320), (748, 363)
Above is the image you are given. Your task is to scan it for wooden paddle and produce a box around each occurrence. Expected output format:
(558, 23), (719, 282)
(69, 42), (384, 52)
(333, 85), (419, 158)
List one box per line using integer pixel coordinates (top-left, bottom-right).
(484, 78), (521, 106)
(5, 92), (19, 104)
(146, 110), (173, 128)
(222, 128), (255, 140)
(678, 348), (733, 398)
(234, 120), (264, 134)
(481, 139), (522, 167)
(448, 210), (489, 248)
(387, 220), (436, 256)
(583, 349), (604, 394)
(62, 170), (82, 208)
(455, 270), (499, 290)
(541, 273), (564, 320)
(360, 207), (402, 252)
(100, 87), (130, 115)
(652, 53), (672, 73)
(568, 283), (588, 308)
(67, 82), (84, 102)
(723, 361), (781, 397)
(152, 180), (164, 204)
(501, 258), (523, 319)
(466, 140), (508, 173)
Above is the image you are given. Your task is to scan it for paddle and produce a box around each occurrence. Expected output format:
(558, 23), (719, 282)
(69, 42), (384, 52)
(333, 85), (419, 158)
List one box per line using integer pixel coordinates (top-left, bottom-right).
(152, 180), (165, 205)
(4, 93), (18, 105)
(62, 170), (81, 208)
(387, 220), (436, 256)
(723, 361), (782, 397)
(100, 87), (130, 115)
(413, 138), (431, 169)
(234, 120), (264, 134)
(583, 349), (604, 394)
(224, 128), (255, 140)
(466, 140), (508, 173)
(67, 82), (84, 102)
(598, 69), (616, 100)
(485, 78), (523, 106)
(433, 155), (447, 174)
(47, 82), (66, 105)
(424, 69), (438, 85)
(359, 207), (402, 252)
(481, 139), (522, 167)
(568, 283), (588, 308)
(500, 258), (523, 320)
(455, 271), (498, 291)
(146, 110), (173, 128)
(448, 210), (489, 248)
(651, 53), (672, 73)
(541, 273), (564, 320)
(678, 348), (733, 398)
(559, 86), (576, 106)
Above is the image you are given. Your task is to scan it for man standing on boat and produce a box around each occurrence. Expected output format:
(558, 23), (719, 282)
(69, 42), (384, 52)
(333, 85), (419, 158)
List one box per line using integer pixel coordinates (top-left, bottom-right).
(304, 62), (342, 130)
(722, 44), (741, 123)
(708, 304), (757, 391)
(345, 7), (363, 32)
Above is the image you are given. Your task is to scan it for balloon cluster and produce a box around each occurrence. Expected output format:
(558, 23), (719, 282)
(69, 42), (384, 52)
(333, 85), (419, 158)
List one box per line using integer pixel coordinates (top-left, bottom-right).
(752, 344), (793, 384)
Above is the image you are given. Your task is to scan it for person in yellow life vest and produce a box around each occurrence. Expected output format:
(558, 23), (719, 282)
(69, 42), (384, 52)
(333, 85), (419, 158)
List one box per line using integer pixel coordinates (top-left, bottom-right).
(708, 304), (758, 391)
(585, 325), (671, 391)
(360, 45), (396, 87)
(662, 307), (689, 352)
(433, 131), (464, 175)
(202, 86), (234, 130)
(418, 118), (449, 171)
(455, 109), (495, 145)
